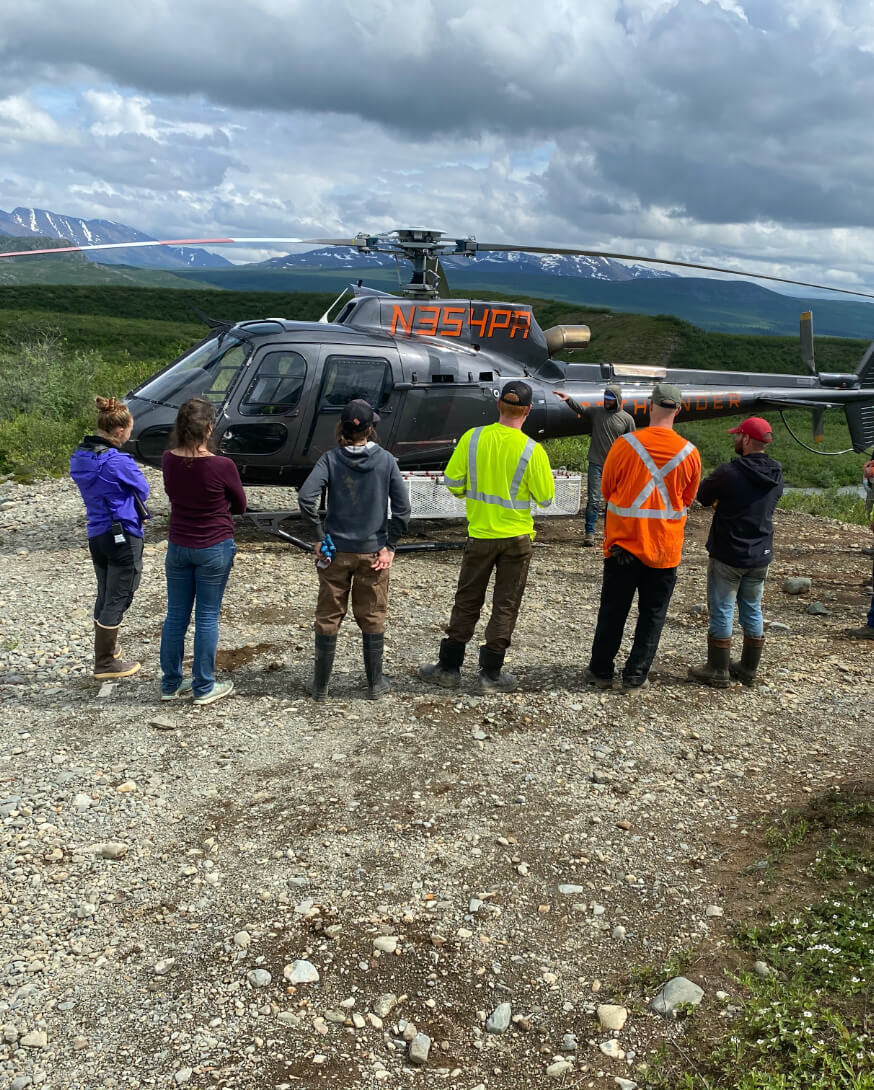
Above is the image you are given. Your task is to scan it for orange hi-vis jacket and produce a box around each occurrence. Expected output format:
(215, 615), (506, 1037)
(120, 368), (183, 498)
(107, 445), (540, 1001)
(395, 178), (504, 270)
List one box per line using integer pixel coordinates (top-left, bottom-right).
(601, 427), (702, 569)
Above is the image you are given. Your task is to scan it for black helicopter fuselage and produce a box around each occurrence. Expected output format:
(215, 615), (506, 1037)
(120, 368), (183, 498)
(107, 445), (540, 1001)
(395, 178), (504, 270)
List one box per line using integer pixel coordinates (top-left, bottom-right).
(125, 291), (874, 483)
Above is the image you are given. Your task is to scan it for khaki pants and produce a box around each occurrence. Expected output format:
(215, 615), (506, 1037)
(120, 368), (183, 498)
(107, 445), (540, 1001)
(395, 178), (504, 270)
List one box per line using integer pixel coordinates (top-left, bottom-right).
(315, 552), (389, 635)
(446, 535), (533, 652)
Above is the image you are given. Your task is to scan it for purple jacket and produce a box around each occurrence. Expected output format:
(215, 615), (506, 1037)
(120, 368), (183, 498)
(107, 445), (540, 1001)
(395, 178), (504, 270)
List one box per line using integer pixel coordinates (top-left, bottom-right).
(70, 435), (150, 538)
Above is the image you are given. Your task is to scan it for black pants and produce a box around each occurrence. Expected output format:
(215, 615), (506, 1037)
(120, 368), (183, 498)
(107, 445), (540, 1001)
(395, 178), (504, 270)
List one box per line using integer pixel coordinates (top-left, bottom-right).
(89, 530), (144, 627)
(446, 535), (533, 652)
(588, 553), (677, 685)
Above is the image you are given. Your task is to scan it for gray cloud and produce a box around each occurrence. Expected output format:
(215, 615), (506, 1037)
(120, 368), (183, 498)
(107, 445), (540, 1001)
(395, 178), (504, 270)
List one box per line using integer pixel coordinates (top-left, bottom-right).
(2, 0), (874, 288)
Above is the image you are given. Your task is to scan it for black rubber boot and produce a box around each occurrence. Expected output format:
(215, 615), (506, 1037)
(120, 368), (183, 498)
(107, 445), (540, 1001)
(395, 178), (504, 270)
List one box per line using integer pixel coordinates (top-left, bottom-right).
(306, 633), (337, 701)
(363, 632), (390, 700)
(730, 634), (765, 686)
(94, 622), (140, 679)
(418, 638), (465, 689)
(688, 636), (732, 688)
(476, 645), (518, 693)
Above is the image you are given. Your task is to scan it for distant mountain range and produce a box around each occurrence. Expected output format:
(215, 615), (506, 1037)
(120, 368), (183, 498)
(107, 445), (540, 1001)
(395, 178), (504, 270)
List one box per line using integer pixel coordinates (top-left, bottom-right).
(2, 207), (874, 340)
(0, 207), (232, 269)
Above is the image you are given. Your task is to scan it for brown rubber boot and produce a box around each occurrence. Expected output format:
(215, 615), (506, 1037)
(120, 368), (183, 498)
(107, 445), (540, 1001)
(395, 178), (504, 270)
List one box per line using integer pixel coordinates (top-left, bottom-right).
(730, 634), (765, 686)
(688, 636), (732, 688)
(94, 623), (141, 679)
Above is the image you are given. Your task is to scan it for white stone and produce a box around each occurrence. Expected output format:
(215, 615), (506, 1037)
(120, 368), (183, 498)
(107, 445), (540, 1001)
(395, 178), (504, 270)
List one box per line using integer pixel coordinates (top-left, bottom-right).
(597, 1004), (628, 1031)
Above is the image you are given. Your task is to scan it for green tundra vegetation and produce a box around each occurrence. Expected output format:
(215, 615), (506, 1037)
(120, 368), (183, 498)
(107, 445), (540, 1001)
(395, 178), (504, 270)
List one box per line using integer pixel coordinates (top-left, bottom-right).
(0, 285), (870, 523)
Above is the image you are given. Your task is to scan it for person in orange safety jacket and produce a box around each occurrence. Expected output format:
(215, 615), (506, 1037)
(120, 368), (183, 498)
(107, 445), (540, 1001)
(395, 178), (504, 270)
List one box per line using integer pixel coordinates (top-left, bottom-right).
(584, 382), (701, 691)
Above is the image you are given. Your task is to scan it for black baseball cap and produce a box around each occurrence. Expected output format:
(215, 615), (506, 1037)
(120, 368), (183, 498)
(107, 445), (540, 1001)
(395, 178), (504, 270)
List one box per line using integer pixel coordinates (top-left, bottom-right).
(341, 399), (380, 432)
(499, 380), (533, 407)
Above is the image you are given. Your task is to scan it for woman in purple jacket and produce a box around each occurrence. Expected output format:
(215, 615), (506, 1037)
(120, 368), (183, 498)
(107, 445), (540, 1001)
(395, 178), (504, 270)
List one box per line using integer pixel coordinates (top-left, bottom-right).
(160, 398), (247, 706)
(70, 396), (150, 679)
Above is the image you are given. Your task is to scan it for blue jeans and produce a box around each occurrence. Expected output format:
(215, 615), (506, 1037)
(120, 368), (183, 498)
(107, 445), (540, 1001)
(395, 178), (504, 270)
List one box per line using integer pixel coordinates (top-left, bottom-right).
(585, 461), (603, 535)
(707, 557), (768, 639)
(160, 538), (236, 698)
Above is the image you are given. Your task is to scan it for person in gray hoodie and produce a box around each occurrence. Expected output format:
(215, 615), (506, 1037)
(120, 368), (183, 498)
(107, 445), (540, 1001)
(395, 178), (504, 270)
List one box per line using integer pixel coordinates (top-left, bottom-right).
(554, 384), (635, 546)
(297, 399), (411, 700)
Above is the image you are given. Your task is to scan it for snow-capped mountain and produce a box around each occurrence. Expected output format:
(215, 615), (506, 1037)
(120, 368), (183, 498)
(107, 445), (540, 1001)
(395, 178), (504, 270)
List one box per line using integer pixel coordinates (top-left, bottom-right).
(0, 207), (231, 269)
(260, 245), (675, 280)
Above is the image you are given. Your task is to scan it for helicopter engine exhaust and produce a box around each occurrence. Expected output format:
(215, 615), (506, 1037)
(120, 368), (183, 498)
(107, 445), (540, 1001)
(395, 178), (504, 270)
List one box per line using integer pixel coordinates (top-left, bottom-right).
(544, 325), (591, 356)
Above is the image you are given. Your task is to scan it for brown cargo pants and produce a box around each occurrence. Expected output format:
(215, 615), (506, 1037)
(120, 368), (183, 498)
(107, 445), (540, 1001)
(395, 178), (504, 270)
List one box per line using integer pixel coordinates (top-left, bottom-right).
(446, 534), (533, 652)
(314, 552), (389, 635)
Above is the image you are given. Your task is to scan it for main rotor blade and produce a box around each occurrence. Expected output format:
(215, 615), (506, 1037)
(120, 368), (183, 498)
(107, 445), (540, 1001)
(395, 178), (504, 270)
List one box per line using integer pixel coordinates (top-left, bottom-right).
(0, 236), (317, 259)
(475, 242), (874, 301)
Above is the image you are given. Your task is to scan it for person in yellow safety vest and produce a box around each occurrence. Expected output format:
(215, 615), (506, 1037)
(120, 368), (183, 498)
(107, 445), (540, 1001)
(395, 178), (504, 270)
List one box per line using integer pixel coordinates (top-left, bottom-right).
(584, 382), (701, 692)
(418, 380), (555, 693)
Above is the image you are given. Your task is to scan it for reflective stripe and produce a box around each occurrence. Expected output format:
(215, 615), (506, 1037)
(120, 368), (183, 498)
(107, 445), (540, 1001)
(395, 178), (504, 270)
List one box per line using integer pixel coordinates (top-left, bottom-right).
(611, 434), (695, 520)
(509, 437), (536, 500)
(607, 502), (688, 521)
(443, 474), (465, 487)
(468, 427), (483, 498)
(466, 491), (531, 510)
(461, 429), (538, 510)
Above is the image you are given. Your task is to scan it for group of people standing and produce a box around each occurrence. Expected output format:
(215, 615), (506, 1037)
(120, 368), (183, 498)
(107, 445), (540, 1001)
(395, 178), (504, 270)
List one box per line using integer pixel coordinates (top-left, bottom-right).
(71, 378), (788, 704)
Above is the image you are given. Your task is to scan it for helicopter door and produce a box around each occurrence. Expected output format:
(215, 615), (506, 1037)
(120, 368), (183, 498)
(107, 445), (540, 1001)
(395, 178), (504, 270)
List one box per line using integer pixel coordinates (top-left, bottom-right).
(216, 346), (310, 466)
(302, 350), (397, 460)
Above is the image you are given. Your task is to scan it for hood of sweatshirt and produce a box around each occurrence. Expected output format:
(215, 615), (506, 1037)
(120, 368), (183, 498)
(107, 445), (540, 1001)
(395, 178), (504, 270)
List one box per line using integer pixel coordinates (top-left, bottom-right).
(604, 383), (623, 407)
(70, 435), (113, 489)
(733, 452), (783, 490)
(334, 442), (382, 474)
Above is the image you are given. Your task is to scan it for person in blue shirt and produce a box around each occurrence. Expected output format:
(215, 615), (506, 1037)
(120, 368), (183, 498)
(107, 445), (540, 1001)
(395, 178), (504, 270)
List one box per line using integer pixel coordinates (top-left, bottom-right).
(70, 396), (150, 679)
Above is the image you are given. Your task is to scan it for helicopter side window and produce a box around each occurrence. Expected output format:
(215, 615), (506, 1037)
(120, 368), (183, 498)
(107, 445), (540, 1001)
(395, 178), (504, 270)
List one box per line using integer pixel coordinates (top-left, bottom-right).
(133, 334), (249, 407)
(239, 351), (307, 416)
(319, 355), (390, 410)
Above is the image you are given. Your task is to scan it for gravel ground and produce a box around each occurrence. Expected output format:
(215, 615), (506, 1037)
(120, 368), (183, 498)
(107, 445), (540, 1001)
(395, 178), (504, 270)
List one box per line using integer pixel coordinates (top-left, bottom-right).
(1, 470), (873, 1090)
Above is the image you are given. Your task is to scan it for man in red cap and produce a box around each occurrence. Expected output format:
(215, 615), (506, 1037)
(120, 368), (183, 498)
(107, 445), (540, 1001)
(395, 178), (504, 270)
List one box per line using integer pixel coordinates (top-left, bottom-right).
(688, 416), (783, 687)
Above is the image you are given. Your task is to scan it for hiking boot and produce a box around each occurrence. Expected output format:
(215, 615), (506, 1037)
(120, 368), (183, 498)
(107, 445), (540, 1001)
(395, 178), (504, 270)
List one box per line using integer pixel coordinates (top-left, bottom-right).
(193, 680), (234, 706)
(688, 636), (732, 688)
(730, 634), (766, 684)
(582, 533), (595, 547)
(306, 633), (337, 701)
(846, 625), (874, 640)
(94, 622), (140, 679)
(583, 666), (614, 689)
(161, 679), (193, 701)
(476, 645), (517, 693)
(418, 638), (465, 689)
(363, 632), (391, 700)
(620, 675), (649, 691)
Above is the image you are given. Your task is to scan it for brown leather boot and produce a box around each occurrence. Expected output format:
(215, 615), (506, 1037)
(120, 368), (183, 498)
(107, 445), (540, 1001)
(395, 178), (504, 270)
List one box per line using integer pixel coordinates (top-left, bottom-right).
(688, 636), (732, 688)
(730, 634), (765, 686)
(94, 623), (141, 679)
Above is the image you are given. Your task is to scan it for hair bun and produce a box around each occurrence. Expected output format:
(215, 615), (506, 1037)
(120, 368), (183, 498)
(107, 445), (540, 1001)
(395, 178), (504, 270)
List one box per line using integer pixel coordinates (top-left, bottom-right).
(95, 395), (122, 411)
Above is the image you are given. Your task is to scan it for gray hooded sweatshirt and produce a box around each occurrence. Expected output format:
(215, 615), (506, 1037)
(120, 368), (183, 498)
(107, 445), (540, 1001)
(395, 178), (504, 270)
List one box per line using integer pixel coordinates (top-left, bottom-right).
(564, 383), (636, 465)
(298, 443), (411, 553)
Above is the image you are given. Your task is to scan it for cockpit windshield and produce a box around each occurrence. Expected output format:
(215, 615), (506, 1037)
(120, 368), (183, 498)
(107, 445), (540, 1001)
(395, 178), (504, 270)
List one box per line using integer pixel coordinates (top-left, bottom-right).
(132, 333), (250, 408)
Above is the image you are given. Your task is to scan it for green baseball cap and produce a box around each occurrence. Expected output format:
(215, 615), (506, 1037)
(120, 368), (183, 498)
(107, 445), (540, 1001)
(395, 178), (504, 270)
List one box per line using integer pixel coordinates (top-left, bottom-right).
(652, 382), (683, 409)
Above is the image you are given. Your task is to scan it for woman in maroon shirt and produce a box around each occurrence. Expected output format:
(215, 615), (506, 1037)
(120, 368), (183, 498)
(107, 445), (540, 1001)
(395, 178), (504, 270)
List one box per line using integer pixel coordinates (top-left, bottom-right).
(159, 398), (246, 706)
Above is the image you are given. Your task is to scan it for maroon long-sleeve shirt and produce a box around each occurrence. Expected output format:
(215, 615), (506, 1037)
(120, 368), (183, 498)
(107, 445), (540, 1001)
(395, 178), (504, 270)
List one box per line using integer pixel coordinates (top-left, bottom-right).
(162, 451), (247, 549)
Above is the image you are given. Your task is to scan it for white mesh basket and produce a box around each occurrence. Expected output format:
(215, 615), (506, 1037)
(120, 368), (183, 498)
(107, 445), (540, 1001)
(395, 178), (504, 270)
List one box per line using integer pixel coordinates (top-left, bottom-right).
(397, 471), (581, 519)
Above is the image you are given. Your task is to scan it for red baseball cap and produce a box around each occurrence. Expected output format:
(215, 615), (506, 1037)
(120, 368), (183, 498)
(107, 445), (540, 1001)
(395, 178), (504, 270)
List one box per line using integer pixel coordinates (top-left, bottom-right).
(728, 416), (772, 442)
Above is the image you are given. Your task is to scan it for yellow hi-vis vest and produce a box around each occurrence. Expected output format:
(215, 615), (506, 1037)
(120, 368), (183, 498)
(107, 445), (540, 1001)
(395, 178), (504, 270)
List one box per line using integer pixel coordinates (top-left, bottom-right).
(443, 423), (555, 539)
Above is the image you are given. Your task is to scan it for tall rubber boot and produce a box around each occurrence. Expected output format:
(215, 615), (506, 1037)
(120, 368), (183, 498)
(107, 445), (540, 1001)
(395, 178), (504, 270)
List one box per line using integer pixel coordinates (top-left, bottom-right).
(94, 622), (140, 679)
(363, 632), (390, 700)
(730, 634), (765, 686)
(418, 638), (465, 689)
(476, 645), (518, 693)
(687, 636), (732, 688)
(306, 633), (337, 701)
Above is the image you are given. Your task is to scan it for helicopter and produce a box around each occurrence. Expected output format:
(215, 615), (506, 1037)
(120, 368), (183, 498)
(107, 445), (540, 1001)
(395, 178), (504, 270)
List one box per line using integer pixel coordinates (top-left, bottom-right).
(4, 226), (874, 492)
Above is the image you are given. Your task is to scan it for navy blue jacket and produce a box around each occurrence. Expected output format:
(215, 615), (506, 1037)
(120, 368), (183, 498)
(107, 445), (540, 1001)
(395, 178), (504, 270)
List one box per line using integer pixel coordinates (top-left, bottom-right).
(698, 453), (783, 568)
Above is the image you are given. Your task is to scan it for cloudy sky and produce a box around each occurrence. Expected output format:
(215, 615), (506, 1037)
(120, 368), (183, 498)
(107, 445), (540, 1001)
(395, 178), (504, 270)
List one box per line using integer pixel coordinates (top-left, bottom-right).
(2, 0), (874, 289)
